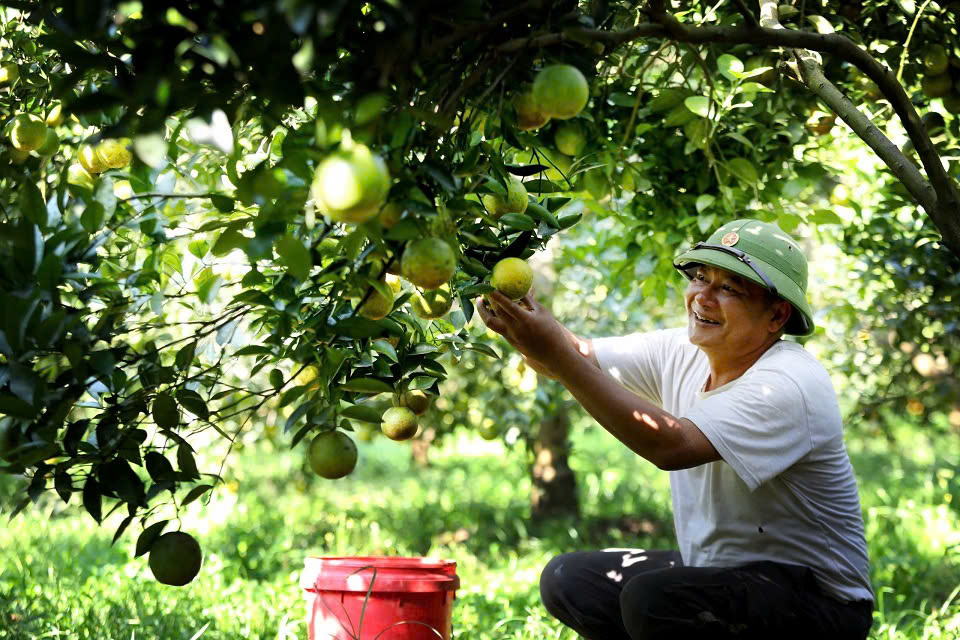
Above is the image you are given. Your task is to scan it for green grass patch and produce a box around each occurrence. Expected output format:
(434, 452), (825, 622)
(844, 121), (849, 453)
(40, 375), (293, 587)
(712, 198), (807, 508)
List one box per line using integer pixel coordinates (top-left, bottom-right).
(1, 425), (958, 639)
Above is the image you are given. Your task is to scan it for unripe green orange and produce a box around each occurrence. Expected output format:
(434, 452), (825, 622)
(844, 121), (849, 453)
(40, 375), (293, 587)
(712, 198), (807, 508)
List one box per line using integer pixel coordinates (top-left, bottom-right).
(357, 284), (394, 320)
(35, 129), (60, 156)
(513, 89), (551, 131)
(491, 257), (533, 300)
(312, 144), (391, 224)
(381, 406), (418, 441)
(396, 390), (431, 416)
(412, 283), (453, 319)
(0, 63), (19, 85)
(307, 430), (358, 479)
(10, 114), (48, 152)
(554, 122), (587, 156)
(149, 531), (203, 587)
(401, 238), (456, 290)
(533, 65), (589, 120)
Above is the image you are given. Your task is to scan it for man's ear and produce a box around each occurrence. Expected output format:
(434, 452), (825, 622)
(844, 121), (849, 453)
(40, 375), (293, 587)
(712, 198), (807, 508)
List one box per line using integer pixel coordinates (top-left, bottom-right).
(770, 300), (792, 333)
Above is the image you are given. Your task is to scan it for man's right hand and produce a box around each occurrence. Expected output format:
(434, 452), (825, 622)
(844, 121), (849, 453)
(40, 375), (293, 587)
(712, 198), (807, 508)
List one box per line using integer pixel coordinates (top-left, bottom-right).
(476, 290), (598, 379)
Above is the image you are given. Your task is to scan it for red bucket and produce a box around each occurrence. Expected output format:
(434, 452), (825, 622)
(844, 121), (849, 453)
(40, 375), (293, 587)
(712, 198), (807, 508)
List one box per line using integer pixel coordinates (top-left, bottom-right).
(301, 556), (460, 640)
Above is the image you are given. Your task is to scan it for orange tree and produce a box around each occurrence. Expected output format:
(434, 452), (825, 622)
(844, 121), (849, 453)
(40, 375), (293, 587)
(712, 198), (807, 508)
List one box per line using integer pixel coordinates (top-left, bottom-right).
(1, 0), (959, 561)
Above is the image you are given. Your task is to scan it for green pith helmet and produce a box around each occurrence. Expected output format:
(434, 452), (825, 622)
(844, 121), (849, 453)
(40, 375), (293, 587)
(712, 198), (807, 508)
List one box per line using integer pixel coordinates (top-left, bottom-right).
(673, 219), (814, 336)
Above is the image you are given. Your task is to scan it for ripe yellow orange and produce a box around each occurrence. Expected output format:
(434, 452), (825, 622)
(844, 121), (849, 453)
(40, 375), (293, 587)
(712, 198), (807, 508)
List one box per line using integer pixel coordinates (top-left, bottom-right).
(67, 163), (96, 189)
(481, 176), (528, 217)
(533, 64), (589, 120)
(96, 138), (132, 169)
(45, 103), (64, 127)
(491, 257), (533, 300)
(78, 144), (108, 174)
(312, 144), (391, 224)
(307, 430), (358, 479)
(149, 531), (203, 586)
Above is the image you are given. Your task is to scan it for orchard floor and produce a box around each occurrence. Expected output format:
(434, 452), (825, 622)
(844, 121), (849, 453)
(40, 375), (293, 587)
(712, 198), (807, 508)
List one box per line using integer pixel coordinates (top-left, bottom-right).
(1, 423), (958, 640)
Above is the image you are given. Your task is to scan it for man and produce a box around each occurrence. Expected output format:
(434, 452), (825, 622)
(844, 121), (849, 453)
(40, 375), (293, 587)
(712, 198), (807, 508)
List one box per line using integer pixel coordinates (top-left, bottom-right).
(477, 219), (873, 639)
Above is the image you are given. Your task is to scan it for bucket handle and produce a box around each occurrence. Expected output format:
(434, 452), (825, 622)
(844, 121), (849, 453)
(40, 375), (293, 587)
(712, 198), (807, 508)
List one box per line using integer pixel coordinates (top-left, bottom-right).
(372, 620), (445, 640)
(313, 565), (380, 640)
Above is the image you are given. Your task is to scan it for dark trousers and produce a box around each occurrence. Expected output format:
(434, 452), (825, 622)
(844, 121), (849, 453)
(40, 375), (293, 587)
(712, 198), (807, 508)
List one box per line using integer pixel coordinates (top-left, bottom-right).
(539, 549), (873, 640)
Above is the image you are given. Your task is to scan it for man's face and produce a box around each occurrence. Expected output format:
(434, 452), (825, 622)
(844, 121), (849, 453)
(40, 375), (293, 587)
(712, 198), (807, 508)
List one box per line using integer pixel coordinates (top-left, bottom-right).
(684, 264), (788, 356)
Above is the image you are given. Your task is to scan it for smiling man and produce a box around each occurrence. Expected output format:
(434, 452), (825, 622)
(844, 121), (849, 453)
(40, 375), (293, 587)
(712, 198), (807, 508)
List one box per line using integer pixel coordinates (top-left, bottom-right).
(477, 219), (873, 640)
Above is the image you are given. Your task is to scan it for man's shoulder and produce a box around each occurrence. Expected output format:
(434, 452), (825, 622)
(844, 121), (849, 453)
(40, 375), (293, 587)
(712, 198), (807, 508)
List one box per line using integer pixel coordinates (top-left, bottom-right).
(756, 340), (830, 382)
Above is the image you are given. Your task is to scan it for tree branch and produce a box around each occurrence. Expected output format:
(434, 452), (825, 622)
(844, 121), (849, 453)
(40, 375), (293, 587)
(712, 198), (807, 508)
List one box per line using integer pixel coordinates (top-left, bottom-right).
(496, 8), (960, 257)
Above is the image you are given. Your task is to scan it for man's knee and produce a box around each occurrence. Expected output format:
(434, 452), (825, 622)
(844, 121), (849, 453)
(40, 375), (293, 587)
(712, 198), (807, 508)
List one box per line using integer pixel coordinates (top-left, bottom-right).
(539, 553), (574, 616)
(619, 570), (675, 639)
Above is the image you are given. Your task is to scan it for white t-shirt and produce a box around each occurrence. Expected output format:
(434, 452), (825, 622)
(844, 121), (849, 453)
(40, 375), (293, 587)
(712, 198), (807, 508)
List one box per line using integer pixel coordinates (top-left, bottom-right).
(593, 327), (873, 603)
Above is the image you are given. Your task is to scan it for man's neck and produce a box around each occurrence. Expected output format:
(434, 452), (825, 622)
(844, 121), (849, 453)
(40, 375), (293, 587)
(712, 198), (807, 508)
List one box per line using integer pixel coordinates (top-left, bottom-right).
(703, 339), (781, 392)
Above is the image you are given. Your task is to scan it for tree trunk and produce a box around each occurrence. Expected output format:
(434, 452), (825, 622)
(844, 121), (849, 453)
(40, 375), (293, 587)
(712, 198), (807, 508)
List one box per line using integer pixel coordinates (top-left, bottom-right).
(410, 427), (435, 467)
(530, 408), (579, 521)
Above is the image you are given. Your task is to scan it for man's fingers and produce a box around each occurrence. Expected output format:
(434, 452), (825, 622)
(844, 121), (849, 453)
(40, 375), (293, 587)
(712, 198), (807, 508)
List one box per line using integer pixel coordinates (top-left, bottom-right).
(487, 290), (523, 319)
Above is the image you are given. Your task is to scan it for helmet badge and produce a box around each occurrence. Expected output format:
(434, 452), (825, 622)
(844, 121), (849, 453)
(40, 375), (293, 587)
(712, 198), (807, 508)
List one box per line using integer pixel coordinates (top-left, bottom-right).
(720, 232), (740, 247)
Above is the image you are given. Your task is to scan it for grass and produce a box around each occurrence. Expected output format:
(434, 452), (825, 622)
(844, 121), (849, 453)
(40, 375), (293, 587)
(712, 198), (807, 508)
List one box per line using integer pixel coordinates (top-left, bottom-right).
(1, 422), (958, 640)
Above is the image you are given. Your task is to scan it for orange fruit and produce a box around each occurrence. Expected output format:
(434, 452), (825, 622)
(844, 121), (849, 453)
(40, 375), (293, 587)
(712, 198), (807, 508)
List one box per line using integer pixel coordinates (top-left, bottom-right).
(149, 531), (203, 586)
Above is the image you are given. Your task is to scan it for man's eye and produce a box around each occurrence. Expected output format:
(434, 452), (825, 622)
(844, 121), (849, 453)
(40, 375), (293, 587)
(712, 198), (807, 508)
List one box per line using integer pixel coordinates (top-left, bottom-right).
(722, 285), (739, 293)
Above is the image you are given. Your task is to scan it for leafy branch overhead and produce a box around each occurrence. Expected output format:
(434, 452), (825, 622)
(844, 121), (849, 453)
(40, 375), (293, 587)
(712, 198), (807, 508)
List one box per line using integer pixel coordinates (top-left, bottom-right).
(0, 0), (959, 575)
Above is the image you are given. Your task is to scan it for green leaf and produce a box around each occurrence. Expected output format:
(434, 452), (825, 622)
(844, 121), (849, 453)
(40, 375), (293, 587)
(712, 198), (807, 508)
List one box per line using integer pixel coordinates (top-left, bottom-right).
(727, 157), (759, 185)
(135, 520), (169, 558)
(371, 339), (398, 362)
(175, 389), (209, 420)
(83, 475), (102, 524)
(275, 234), (312, 280)
(717, 54), (743, 81)
(177, 444), (199, 479)
(0, 393), (37, 419)
(500, 213), (537, 230)
(464, 343), (500, 358)
(684, 96), (711, 118)
(81, 202), (106, 233)
(211, 228), (247, 256)
(210, 194), (236, 212)
(810, 209), (843, 225)
(152, 392), (179, 429)
(341, 404), (384, 423)
(806, 14), (834, 33)
(409, 376), (438, 390)
(195, 268), (223, 304)
(695, 194), (715, 213)
(340, 378), (393, 394)
(19, 181), (47, 229)
(180, 484), (214, 507)
(188, 238), (209, 258)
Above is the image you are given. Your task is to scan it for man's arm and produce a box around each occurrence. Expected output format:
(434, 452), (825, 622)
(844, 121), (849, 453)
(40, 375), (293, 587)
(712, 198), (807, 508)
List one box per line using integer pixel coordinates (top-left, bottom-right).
(478, 291), (719, 470)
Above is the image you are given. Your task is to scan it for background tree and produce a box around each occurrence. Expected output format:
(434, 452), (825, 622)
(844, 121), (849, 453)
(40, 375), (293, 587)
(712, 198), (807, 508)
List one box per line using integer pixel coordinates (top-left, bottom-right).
(1, 0), (958, 572)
